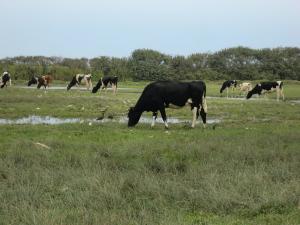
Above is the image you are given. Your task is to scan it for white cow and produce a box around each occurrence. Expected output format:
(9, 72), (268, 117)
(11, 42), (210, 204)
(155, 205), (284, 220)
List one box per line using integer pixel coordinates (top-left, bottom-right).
(238, 82), (252, 97)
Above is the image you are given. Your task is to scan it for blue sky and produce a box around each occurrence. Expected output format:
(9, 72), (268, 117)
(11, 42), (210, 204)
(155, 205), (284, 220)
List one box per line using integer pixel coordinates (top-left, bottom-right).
(1, 0), (299, 58)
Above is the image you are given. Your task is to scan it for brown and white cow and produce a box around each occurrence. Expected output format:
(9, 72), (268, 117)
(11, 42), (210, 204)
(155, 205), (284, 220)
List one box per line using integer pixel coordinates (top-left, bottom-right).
(28, 75), (53, 89)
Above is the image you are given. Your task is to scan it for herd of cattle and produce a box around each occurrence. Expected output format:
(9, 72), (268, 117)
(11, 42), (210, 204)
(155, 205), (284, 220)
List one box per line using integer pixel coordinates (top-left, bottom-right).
(1, 71), (285, 128)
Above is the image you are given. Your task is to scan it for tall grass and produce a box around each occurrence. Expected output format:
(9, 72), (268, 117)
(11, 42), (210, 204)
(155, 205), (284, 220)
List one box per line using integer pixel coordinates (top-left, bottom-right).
(0, 122), (299, 224)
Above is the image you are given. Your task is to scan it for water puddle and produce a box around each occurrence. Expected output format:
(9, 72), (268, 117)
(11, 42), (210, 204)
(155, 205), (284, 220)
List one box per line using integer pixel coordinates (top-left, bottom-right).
(0, 116), (221, 125)
(18, 86), (140, 92)
(290, 100), (300, 104)
(117, 116), (220, 125)
(0, 116), (80, 125)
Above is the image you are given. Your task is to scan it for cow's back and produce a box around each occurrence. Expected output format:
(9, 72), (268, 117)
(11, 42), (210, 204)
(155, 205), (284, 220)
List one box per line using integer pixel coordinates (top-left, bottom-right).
(135, 81), (205, 110)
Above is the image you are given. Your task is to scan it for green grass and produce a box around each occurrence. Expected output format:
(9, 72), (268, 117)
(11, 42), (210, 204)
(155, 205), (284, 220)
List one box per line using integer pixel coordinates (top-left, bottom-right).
(0, 81), (300, 225)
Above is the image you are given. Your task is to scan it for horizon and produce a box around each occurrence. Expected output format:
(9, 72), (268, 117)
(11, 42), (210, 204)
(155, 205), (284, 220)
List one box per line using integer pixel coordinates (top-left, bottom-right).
(1, 0), (299, 58)
(1, 45), (299, 60)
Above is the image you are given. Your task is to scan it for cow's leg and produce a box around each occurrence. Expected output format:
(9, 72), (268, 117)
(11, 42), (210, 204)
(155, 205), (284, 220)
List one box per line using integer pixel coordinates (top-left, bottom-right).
(276, 88), (280, 101)
(114, 84), (117, 94)
(281, 88), (285, 101)
(191, 106), (198, 128)
(200, 107), (207, 128)
(226, 88), (229, 98)
(151, 112), (158, 128)
(158, 106), (168, 129)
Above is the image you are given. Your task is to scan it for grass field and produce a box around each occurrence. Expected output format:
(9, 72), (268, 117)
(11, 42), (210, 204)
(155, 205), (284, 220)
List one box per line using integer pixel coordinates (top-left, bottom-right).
(0, 81), (300, 225)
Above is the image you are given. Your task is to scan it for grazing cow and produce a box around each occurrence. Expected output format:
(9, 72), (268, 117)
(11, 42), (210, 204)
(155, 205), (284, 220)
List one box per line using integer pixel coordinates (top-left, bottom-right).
(246, 81), (284, 101)
(220, 80), (237, 98)
(238, 82), (252, 96)
(127, 80), (207, 129)
(67, 74), (92, 90)
(28, 75), (53, 89)
(92, 76), (118, 94)
(1, 71), (11, 88)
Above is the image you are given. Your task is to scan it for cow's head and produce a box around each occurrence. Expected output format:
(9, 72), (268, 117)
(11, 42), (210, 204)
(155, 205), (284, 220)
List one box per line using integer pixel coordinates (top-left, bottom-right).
(86, 74), (92, 81)
(127, 107), (141, 127)
(28, 77), (38, 86)
(233, 80), (238, 88)
(92, 79), (102, 93)
(246, 84), (261, 99)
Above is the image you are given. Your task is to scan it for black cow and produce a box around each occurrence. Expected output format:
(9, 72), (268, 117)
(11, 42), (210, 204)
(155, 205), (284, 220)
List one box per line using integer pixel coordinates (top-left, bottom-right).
(220, 80), (237, 98)
(1, 72), (11, 88)
(67, 74), (92, 90)
(246, 81), (284, 101)
(128, 80), (207, 129)
(92, 76), (118, 94)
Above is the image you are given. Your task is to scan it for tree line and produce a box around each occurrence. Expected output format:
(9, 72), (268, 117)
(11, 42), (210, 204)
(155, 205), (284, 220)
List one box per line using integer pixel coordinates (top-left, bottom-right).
(1, 47), (299, 81)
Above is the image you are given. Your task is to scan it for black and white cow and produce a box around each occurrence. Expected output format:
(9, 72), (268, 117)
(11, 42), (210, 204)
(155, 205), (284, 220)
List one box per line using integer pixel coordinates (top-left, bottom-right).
(220, 80), (237, 98)
(27, 75), (53, 89)
(92, 76), (118, 94)
(67, 74), (92, 90)
(246, 81), (284, 101)
(1, 71), (11, 88)
(128, 80), (207, 129)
